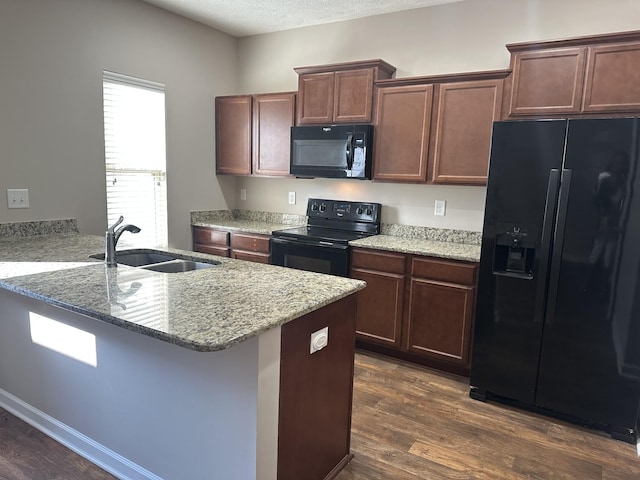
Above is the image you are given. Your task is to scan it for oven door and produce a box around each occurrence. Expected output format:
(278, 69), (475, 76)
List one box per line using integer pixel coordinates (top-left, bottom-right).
(270, 237), (350, 277)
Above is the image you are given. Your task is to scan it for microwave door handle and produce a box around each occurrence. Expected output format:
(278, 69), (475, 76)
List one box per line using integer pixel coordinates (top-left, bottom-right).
(345, 134), (354, 170)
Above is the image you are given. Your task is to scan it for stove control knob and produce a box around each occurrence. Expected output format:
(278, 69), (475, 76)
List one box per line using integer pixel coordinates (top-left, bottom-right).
(311, 203), (319, 211)
(319, 204), (326, 212)
(356, 207), (364, 215)
(366, 208), (373, 216)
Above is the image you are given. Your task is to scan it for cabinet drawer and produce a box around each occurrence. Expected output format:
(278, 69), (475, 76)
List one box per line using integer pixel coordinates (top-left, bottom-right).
(411, 257), (477, 285)
(351, 248), (406, 274)
(231, 233), (270, 253)
(194, 244), (230, 257)
(193, 227), (229, 246)
(233, 251), (270, 263)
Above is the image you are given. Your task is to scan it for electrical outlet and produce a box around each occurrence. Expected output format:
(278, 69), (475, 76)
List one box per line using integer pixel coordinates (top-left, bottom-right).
(240, 189), (247, 201)
(7, 189), (29, 209)
(434, 200), (446, 216)
(310, 326), (328, 354)
(288, 191), (296, 205)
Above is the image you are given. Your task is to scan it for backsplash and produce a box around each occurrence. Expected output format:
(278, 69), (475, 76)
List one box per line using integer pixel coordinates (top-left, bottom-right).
(191, 209), (481, 245)
(0, 219), (78, 238)
(191, 209), (306, 226)
(382, 224), (481, 245)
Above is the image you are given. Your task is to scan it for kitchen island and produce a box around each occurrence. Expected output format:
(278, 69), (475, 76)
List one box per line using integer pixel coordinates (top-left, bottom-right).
(0, 228), (365, 480)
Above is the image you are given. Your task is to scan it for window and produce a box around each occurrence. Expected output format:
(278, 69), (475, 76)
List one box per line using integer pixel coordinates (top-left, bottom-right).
(102, 71), (168, 248)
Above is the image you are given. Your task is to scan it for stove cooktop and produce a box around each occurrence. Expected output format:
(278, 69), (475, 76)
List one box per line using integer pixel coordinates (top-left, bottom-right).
(272, 226), (374, 244)
(271, 198), (382, 245)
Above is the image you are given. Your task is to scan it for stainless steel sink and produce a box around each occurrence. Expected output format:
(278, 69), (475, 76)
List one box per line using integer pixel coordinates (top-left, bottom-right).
(90, 249), (220, 272)
(141, 259), (215, 273)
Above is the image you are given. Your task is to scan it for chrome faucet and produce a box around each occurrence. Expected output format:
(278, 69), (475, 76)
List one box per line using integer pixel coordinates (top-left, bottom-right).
(105, 216), (141, 267)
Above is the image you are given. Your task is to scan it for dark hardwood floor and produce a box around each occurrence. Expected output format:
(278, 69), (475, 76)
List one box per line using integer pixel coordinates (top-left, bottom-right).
(1, 351), (638, 479)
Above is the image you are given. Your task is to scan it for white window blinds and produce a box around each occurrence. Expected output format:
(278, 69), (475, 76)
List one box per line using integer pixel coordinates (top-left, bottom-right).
(102, 71), (168, 248)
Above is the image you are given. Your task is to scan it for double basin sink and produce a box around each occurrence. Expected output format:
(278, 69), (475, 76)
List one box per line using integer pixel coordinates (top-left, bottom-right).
(90, 249), (220, 273)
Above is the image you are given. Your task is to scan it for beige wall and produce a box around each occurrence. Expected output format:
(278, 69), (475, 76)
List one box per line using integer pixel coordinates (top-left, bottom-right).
(0, 0), (237, 248)
(235, 0), (640, 231)
(2, 0), (639, 242)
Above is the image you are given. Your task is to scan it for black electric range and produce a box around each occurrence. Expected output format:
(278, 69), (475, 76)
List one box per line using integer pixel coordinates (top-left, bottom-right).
(270, 198), (381, 277)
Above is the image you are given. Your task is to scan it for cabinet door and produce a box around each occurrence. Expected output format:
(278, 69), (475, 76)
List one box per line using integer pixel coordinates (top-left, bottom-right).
(297, 72), (334, 125)
(252, 93), (295, 176)
(406, 278), (475, 367)
(373, 84), (434, 182)
(333, 69), (374, 123)
(351, 268), (405, 348)
(582, 42), (640, 113)
(429, 80), (503, 185)
(350, 249), (406, 348)
(215, 96), (252, 175)
(508, 47), (587, 116)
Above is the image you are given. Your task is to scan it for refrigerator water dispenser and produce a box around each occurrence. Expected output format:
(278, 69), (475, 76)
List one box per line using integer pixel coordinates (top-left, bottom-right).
(492, 224), (537, 278)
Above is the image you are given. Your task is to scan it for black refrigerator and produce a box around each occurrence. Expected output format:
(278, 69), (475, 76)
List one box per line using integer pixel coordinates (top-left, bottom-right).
(470, 118), (640, 443)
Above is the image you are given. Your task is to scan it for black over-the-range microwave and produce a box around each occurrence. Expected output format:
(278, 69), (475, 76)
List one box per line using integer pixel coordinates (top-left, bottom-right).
(289, 124), (373, 179)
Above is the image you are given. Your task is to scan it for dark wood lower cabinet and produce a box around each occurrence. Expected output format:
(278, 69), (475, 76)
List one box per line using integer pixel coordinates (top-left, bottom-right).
(278, 295), (357, 480)
(192, 226), (270, 264)
(350, 249), (405, 348)
(406, 278), (475, 365)
(351, 247), (478, 376)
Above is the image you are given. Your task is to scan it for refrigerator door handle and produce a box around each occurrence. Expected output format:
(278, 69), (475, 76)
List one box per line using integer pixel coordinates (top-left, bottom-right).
(544, 168), (572, 325)
(533, 169), (561, 323)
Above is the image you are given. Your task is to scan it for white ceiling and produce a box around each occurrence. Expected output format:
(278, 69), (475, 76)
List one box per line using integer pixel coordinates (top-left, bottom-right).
(141, 0), (468, 37)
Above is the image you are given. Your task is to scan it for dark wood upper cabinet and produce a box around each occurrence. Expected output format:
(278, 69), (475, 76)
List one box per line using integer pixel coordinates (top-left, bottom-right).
(215, 95), (252, 175)
(582, 41), (640, 113)
(373, 70), (508, 185)
(507, 47), (587, 117)
(252, 92), (295, 177)
(216, 92), (295, 177)
(294, 60), (396, 125)
(429, 76), (505, 185)
(373, 83), (433, 182)
(505, 30), (640, 118)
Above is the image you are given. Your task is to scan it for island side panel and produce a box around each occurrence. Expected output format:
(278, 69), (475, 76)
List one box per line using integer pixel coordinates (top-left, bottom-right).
(277, 294), (357, 480)
(0, 289), (261, 480)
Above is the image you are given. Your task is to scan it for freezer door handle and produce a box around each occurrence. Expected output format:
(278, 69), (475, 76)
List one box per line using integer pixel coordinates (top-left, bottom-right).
(533, 169), (561, 323)
(544, 168), (572, 325)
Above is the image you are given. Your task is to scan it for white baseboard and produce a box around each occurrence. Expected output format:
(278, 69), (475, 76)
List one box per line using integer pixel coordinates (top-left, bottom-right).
(0, 388), (163, 480)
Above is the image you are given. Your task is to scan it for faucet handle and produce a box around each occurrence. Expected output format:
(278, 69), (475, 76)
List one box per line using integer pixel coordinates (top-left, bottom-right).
(107, 216), (124, 234)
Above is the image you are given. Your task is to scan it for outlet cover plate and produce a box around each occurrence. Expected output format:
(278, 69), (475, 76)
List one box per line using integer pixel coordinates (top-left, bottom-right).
(310, 326), (328, 354)
(7, 189), (29, 209)
(288, 191), (296, 205)
(434, 200), (446, 216)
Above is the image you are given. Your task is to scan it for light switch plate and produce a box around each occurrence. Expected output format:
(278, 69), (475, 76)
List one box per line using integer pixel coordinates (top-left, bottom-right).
(434, 200), (446, 216)
(7, 189), (29, 209)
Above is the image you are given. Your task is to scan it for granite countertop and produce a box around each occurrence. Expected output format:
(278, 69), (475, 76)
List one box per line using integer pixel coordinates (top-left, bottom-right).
(191, 211), (482, 263)
(349, 235), (481, 263)
(0, 233), (365, 352)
